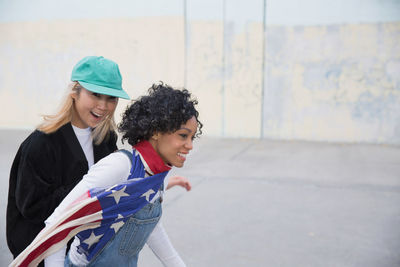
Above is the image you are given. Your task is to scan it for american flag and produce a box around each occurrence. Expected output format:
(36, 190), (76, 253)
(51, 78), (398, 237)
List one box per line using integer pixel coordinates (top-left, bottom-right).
(10, 145), (169, 267)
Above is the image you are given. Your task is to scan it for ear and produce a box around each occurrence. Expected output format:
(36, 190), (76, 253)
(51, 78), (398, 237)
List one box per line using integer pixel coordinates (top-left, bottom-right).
(70, 90), (78, 100)
(151, 133), (161, 141)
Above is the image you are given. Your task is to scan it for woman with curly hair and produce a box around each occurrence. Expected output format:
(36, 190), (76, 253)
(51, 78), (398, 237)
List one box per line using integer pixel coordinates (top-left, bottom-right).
(37, 82), (202, 267)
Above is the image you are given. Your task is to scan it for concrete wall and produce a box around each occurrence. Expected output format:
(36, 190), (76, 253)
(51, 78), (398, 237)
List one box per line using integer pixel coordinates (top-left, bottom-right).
(263, 0), (400, 144)
(1, 0), (399, 144)
(186, 0), (264, 137)
(0, 0), (185, 131)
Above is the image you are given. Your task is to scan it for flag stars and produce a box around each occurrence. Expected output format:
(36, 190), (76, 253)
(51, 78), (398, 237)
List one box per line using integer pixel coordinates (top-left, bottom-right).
(83, 232), (104, 249)
(141, 189), (155, 202)
(110, 221), (125, 233)
(107, 186), (129, 204)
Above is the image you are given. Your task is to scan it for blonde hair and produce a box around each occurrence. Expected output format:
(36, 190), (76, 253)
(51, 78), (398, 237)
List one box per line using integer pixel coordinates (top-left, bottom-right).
(37, 82), (117, 145)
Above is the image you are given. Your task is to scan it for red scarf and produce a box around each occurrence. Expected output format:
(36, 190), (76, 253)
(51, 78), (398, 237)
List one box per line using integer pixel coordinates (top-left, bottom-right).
(133, 140), (171, 174)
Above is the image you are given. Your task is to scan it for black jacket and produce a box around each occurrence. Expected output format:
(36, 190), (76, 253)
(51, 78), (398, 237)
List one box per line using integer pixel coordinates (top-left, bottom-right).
(6, 123), (117, 257)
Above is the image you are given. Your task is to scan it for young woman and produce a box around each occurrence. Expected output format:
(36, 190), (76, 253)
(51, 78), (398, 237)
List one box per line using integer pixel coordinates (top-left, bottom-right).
(39, 83), (202, 267)
(6, 56), (130, 266)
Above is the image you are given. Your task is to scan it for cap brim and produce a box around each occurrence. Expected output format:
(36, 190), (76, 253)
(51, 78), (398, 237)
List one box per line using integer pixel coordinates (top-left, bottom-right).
(78, 81), (130, 100)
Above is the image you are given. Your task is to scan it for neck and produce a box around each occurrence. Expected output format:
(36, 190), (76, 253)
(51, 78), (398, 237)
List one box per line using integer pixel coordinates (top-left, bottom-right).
(134, 140), (171, 174)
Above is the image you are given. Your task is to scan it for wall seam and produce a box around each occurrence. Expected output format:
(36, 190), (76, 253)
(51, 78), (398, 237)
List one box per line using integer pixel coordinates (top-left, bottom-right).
(260, 0), (267, 139)
(222, 0), (226, 137)
(183, 0), (188, 88)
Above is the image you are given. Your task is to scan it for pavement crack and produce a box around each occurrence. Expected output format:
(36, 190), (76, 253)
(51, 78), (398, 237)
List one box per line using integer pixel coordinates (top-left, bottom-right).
(229, 142), (255, 161)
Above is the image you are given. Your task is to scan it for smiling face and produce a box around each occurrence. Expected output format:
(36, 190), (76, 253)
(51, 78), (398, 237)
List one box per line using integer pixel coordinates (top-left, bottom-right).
(149, 116), (198, 168)
(71, 86), (118, 129)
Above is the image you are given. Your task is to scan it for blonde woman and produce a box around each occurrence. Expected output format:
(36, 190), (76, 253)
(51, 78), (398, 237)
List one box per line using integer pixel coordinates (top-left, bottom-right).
(6, 56), (130, 267)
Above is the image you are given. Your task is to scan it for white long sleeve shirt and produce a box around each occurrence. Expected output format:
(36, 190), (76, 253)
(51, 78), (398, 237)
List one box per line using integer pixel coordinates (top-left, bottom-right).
(44, 151), (185, 267)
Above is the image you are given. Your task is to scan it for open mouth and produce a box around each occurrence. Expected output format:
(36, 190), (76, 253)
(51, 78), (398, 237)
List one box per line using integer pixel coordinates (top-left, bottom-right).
(90, 111), (103, 119)
(177, 152), (187, 161)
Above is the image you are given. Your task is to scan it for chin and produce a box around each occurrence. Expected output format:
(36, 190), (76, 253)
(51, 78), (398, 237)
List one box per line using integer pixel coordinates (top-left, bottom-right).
(173, 163), (184, 168)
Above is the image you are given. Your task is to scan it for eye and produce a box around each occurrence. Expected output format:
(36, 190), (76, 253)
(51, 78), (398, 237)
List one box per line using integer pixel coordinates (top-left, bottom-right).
(92, 92), (100, 98)
(179, 134), (188, 139)
(108, 96), (117, 102)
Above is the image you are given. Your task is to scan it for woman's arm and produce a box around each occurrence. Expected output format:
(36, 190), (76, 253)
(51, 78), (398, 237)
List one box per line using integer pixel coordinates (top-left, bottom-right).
(147, 176), (190, 266)
(146, 221), (186, 267)
(166, 176), (191, 191)
(46, 151), (131, 224)
(44, 151), (132, 267)
(14, 140), (75, 224)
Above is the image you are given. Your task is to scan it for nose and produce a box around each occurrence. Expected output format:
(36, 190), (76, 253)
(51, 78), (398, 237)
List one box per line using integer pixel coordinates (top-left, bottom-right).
(97, 98), (108, 111)
(185, 138), (193, 151)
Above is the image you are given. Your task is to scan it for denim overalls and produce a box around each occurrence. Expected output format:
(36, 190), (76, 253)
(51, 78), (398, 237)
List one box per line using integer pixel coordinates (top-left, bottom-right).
(65, 196), (162, 267)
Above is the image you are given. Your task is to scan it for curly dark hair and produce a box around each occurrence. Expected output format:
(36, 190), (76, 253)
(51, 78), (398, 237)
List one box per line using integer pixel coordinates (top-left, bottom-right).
(118, 82), (203, 146)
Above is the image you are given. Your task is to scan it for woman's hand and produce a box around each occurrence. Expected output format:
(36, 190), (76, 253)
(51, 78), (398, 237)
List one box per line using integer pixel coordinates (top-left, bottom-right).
(166, 176), (192, 191)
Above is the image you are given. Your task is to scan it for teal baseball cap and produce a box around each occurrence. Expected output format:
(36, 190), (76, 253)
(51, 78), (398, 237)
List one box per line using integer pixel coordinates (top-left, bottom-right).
(71, 56), (130, 100)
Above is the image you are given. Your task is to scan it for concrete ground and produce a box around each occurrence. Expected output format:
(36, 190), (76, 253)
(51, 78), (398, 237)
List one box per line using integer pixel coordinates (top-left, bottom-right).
(1, 129), (400, 267)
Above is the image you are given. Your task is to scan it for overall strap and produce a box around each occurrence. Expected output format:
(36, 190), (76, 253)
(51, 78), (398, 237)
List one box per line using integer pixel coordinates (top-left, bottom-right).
(118, 149), (132, 161)
(119, 148), (163, 192)
(118, 149), (133, 170)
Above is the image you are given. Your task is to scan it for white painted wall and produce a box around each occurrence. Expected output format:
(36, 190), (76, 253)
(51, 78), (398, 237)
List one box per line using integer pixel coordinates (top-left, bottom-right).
(0, 0), (185, 130)
(265, 0), (400, 25)
(262, 0), (400, 144)
(0, 0), (399, 144)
